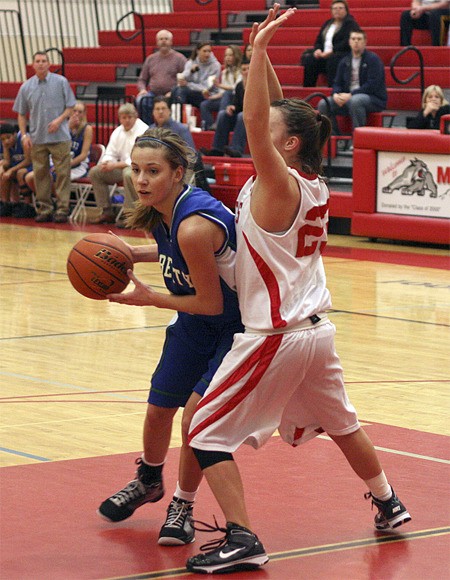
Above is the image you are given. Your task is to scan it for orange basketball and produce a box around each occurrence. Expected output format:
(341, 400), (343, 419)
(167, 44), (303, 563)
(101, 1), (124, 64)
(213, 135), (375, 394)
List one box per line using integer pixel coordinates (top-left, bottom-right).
(67, 233), (133, 300)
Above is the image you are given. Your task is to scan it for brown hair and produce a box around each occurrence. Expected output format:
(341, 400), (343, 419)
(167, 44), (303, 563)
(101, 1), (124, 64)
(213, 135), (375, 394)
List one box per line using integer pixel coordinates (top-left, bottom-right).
(224, 45), (243, 82)
(271, 98), (332, 175)
(190, 42), (212, 60)
(125, 127), (196, 232)
(331, 0), (349, 12)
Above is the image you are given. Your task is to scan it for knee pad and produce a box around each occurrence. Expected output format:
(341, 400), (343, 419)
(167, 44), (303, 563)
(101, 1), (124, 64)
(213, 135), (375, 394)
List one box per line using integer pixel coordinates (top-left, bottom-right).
(192, 447), (234, 470)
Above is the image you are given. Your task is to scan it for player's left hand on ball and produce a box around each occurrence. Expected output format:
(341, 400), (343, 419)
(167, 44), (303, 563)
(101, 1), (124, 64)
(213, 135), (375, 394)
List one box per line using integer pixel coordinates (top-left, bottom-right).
(107, 270), (156, 306)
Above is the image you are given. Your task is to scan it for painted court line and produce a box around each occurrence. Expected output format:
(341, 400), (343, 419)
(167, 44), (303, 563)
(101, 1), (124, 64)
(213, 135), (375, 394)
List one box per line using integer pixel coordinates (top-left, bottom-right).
(317, 434), (450, 464)
(0, 371), (145, 402)
(0, 447), (51, 462)
(374, 445), (450, 464)
(105, 527), (450, 580)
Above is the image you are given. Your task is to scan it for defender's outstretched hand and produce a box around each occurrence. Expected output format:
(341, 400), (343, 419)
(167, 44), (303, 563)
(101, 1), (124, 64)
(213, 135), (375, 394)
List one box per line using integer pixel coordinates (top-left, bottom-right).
(249, 3), (296, 48)
(107, 270), (157, 306)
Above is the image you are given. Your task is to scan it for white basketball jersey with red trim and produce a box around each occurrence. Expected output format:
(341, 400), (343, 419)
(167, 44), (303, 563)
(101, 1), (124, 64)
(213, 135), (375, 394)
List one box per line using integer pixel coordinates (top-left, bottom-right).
(235, 167), (332, 332)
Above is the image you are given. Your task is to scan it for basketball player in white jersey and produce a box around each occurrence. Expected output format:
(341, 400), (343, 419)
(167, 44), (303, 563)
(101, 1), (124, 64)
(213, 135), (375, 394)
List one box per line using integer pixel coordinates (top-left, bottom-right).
(186, 5), (410, 575)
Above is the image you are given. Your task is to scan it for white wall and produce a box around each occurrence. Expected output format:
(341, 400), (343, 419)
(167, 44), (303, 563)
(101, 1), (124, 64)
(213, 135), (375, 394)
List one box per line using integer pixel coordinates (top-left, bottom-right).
(0, 0), (172, 81)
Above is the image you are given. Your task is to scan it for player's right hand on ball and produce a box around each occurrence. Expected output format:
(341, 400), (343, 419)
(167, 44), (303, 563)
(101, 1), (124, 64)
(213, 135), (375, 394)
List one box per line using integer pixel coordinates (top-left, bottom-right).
(107, 270), (157, 306)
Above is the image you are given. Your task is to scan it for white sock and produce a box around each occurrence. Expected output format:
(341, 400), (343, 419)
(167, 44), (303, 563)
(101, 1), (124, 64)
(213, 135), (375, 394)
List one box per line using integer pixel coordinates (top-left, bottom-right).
(141, 454), (165, 467)
(174, 481), (198, 503)
(364, 471), (392, 501)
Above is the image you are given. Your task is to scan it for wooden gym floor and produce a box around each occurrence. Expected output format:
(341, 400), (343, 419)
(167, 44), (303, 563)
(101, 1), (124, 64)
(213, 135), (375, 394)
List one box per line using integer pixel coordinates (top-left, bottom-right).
(0, 217), (449, 579)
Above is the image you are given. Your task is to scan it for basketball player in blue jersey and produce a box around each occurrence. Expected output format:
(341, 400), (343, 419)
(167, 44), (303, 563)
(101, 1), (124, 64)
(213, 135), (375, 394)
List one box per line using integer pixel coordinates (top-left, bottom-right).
(97, 127), (243, 547)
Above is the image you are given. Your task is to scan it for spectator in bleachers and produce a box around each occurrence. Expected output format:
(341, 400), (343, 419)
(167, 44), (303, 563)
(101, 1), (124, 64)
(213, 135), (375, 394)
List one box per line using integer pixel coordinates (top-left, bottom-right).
(199, 57), (250, 158)
(136, 30), (187, 124)
(407, 85), (450, 128)
(318, 30), (387, 147)
(119, 97), (209, 221)
(301, 0), (360, 87)
(400, 0), (450, 46)
(0, 124), (35, 218)
(243, 43), (253, 61)
(170, 43), (221, 112)
(199, 45), (243, 130)
(13, 50), (76, 223)
(68, 101), (93, 180)
(88, 103), (148, 225)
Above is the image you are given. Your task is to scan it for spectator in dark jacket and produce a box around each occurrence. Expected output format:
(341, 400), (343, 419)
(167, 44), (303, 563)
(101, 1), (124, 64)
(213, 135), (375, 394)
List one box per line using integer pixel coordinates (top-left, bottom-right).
(301, 0), (360, 87)
(318, 30), (387, 139)
(407, 85), (450, 128)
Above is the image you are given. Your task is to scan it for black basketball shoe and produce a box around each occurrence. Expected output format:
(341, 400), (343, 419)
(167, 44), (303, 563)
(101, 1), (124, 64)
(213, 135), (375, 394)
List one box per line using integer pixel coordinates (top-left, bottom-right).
(98, 458), (164, 522)
(186, 521), (268, 574)
(158, 497), (195, 545)
(365, 487), (411, 531)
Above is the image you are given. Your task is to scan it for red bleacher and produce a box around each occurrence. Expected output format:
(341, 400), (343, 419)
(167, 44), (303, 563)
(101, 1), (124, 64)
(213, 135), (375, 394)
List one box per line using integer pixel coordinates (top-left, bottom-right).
(242, 26), (433, 46)
(2, 0), (449, 234)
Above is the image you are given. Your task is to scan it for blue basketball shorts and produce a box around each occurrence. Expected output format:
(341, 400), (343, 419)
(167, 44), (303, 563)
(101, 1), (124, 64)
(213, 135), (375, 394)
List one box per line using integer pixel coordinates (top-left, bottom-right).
(148, 312), (243, 408)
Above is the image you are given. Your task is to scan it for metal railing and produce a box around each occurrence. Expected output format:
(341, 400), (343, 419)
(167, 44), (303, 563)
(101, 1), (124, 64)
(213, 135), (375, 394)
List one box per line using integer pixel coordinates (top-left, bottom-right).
(390, 45), (425, 96)
(116, 11), (147, 64)
(45, 47), (65, 77)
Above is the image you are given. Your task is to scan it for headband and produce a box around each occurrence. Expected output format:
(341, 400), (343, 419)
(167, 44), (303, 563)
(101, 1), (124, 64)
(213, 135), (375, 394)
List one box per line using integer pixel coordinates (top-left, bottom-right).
(135, 136), (188, 167)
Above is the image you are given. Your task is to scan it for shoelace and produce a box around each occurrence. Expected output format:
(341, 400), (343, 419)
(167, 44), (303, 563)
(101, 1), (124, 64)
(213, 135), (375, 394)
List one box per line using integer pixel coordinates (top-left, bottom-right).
(192, 517), (229, 552)
(111, 480), (146, 506)
(165, 501), (192, 528)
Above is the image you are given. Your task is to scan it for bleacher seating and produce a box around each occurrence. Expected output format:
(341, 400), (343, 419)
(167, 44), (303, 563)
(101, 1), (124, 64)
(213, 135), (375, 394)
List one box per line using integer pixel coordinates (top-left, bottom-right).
(1, 0), (449, 224)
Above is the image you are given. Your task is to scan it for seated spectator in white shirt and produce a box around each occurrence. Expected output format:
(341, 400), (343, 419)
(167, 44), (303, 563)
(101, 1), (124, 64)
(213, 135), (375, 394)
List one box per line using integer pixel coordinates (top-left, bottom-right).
(88, 103), (148, 224)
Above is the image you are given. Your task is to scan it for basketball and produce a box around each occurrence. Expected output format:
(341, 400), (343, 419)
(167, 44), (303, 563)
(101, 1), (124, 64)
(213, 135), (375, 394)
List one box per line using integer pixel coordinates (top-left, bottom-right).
(67, 233), (133, 300)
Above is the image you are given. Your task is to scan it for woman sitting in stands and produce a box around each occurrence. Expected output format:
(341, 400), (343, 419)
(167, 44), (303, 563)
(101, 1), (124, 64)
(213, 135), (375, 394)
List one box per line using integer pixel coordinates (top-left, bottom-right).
(171, 43), (221, 111)
(301, 0), (360, 87)
(199, 45), (242, 130)
(407, 85), (450, 129)
(68, 101), (93, 179)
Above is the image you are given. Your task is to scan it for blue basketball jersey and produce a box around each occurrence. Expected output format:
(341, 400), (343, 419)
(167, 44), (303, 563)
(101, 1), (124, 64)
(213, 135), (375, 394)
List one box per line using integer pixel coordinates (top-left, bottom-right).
(70, 125), (90, 166)
(9, 132), (31, 170)
(152, 185), (240, 326)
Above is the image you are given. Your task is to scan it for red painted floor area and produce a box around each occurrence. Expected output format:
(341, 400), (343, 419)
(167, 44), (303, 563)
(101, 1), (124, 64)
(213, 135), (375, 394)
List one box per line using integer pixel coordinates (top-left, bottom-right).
(1, 424), (449, 579)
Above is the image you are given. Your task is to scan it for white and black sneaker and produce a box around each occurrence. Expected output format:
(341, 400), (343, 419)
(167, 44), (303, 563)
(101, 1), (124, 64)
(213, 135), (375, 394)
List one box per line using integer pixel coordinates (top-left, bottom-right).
(365, 487), (411, 531)
(186, 521), (268, 574)
(98, 458), (164, 522)
(158, 498), (195, 545)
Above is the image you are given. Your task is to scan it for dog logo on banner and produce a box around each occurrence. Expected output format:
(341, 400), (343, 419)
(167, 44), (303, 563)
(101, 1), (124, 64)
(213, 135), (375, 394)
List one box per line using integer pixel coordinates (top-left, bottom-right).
(382, 158), (438, 198)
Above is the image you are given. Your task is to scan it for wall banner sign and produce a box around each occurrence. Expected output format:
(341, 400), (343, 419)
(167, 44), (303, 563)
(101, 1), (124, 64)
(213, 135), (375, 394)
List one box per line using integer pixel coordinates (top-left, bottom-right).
(376, 151), (450, 219)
